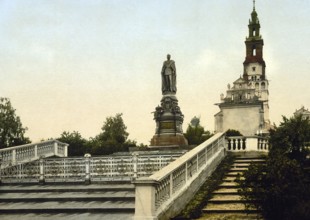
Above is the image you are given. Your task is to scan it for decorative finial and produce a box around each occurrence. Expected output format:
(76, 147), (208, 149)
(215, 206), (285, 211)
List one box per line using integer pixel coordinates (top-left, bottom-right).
(253, 0), (256, 10)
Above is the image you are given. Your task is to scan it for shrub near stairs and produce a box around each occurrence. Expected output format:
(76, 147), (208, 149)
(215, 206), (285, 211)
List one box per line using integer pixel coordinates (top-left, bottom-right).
(237, 155), (310, 220)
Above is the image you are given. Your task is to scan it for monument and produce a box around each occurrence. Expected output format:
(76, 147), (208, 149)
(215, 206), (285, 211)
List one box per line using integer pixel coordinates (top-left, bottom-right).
(150, 54), (188, 148)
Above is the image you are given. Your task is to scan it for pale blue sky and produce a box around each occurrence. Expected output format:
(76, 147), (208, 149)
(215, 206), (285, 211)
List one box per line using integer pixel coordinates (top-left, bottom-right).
(1, 0), (310, 144)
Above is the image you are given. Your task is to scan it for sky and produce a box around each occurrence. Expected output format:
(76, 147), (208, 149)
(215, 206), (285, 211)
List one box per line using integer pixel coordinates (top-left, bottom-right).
(1, 0), (310, 145)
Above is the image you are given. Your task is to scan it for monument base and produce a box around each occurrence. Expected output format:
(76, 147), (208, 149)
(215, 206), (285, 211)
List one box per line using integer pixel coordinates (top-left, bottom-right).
(150, 133), (188, 148)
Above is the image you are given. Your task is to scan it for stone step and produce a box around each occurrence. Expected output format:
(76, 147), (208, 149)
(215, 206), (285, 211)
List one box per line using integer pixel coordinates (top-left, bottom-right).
(0, 184), (135, 193)
(225, 172), (244, 177)
(202, 203), (258, 213)
(199, 156), (264, 219)
(0, 213), (133, 220)
(213, 188), (239, 195)
(234, 159), (265, 163)
(209, 194), (242, 202)
(223, 176), (244, 182)
(197, 213), (263, 220)
(0, 183), (135, 219)
(218, 182), (238, 188)
(229, 167), (248, 172)
(0, 200), (135, 213)
(231, 163), (251, 168)
(0, 191), (135, 202)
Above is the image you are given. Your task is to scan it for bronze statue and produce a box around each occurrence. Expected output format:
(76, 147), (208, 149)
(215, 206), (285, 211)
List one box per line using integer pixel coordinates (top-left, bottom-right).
(161, 54), (176, 94)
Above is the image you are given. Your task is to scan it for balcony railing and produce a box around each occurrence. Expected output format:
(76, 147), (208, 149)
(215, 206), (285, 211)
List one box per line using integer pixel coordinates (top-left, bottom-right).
(226, 136), (269, 152)
(0, 140), (68, 169)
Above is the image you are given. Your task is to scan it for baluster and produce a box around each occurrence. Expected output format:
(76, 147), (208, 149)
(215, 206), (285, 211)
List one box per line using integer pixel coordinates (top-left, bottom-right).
(12, 149), (16, 164)
(54, 141), (58, 156)
(84, 154), (91, 184)
(132, 153), (138, 178)
(242, 138), (246, 150)
(39, 157), (45, 184)
(228, 139), (231, 150)
(233, 139), (236, 150)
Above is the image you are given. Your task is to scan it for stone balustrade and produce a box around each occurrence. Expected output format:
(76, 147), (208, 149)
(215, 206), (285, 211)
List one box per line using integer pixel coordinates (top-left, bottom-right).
(226, 136), (269, 152)
(0, 140), (68, 169)
(133, 132), (226, 220)
(0, 153), (182, 184)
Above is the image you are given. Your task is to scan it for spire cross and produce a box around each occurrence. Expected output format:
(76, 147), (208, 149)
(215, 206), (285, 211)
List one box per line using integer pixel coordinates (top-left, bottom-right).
(253, 0), (256, 10)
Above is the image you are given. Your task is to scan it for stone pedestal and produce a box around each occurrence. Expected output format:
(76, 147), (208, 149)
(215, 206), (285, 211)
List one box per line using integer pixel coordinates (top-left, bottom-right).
(150, 94), (188, 148)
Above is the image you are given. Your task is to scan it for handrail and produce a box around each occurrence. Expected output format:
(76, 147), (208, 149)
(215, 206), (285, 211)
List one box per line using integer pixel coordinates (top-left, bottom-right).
(226, 136), (269, 151)
(0, 152), (183, 183)
(0, 140), (68, 169)
(133, 132), (226, 220)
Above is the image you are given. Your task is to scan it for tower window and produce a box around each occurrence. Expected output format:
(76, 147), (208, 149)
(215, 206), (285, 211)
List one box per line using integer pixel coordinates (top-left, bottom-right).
(255, 83), (259, 89)
(252, 45), (256, 56)
(252, 67), (256, 71)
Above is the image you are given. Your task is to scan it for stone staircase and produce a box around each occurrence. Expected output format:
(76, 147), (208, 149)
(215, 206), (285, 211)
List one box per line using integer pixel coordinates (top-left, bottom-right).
(198, 154), (266, 220)
(0, 183), (135, 220)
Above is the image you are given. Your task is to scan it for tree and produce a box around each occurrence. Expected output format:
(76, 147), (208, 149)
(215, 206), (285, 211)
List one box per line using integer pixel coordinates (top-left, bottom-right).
(0, 97), (30, 148)
(98, 113), (129, 144)
(269, 114), (310, 161)
(57, 131), (88, 156)
(184, 116), (213, 145)
(90, 113), (130, 155)
(238, 114), (310, 220)
(225, 129), (242, 137)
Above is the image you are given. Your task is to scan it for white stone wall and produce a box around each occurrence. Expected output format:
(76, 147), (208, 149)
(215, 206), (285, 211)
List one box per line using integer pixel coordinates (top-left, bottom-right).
(245, 62), (263, 77)
(217, 105), (263, 136)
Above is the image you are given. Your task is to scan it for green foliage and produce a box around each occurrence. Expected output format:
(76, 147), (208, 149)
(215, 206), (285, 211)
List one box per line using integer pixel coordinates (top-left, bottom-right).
(238, 114), (310, 220)
(238, 156), (310, 220)
(57, 113), (140, 156)
(90, 113), (131, 155)
(225, 129), (243, 137)
(173, 155), (235, 219)
(57, 131), (88, 156)
(97, 113), (129, 144)
(0, 97), (30, 148)
(184, 116), (213, 145)
(269, 114), (310, 162)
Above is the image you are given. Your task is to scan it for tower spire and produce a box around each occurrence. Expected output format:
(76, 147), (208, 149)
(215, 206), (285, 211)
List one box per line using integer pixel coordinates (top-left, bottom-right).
(253, 0), (256, 11)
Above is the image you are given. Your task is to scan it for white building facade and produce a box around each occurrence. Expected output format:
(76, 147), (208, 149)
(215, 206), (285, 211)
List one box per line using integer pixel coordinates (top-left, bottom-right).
(215, 5), (270, 136)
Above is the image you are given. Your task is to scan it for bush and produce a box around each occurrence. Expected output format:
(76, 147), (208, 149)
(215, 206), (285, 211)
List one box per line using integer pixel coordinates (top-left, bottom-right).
(238, 114), (310, 220)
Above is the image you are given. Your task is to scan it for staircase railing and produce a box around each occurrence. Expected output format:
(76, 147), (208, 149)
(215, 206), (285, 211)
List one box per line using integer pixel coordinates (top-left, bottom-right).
(226, 136), (269, 152)
(0, 140), (68, 169)
(133, 132), (226, 220)
(0, 152), (183, 183)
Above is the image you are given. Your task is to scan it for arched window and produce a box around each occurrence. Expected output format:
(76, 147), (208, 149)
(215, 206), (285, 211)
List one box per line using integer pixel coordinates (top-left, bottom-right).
(261, 82), (266, 89)
(252, 45), (256, 56)
(255, 83), (259, 89)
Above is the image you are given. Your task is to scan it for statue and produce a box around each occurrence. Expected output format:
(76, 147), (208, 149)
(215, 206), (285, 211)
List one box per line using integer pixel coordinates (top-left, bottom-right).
(161, 54), (176, 94)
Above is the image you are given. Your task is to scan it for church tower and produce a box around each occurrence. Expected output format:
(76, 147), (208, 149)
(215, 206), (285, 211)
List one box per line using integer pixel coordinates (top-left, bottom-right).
(214, 2), (270, 136)
(243, 2), (270, 127)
